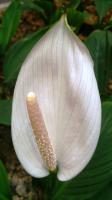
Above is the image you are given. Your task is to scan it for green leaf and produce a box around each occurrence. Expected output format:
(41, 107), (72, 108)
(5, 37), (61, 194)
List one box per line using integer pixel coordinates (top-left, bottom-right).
(51, 102), (112, 200)
(50, 8), (64, 24)
(64, 0), (81, 9)
(67, 8), (85, 31)
(3, 27), (48, 85)
(0, 160), (11, 199)
(90, 182), (112, 200)
(0, 100), (12, 125)
(85, 30), (112, 100)
(0, 194), (10, 200)
(95, 0), (112, 22)
(34, 0), (54, 17)
(21, 0), (47, 19)
(0, 0), (22, 51)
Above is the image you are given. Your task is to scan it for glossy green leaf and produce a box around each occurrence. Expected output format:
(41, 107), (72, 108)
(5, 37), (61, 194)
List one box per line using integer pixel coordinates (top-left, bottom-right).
(85, 30), (112, 100)
(0, 0), (22, 51)
(90, 182), (112, 200)
(95, 0), (112, 22)
(3, 27), (48, 85)
(0, 161), (11, 199)
(51, 102), (112, 200)
(0, 100), (12, 125)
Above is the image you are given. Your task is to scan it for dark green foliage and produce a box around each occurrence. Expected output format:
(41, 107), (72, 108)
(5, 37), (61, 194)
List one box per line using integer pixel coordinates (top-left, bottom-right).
(95, 0), (112, 22)
(34, 0), (54, 19)
(3, 27), (48, 85)
(91, 182), (112, 200)
(0, 161), (11, 199)
(67, 8), (89, 31)
(0, 100), (12, 125)
(49, 8), (64, 24)
(0, 0), (22, 52)
(21, 0), (47, 19)
(85, 30), (112, 100)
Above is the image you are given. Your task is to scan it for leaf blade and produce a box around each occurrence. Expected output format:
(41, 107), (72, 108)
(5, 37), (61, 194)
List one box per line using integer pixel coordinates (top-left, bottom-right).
(0, 0), (22, 51)
(21, 0), (47, 19)
(0, 100), (12, 125)
(95, 0), (112, 22)
(85, 30), (112, 100)
(3, 27), (48, 85)
(0, 160), (11, 199)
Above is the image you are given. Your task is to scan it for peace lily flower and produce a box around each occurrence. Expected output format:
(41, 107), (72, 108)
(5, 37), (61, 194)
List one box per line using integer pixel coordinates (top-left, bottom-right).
(12, 15), (101, 181)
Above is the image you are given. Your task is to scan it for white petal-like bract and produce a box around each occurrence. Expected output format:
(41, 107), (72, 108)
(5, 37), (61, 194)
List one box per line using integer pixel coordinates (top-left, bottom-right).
(12, 15), (101, 181)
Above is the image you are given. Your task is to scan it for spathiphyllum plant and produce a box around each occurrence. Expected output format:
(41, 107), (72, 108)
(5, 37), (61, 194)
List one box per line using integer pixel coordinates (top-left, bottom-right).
(12, 15), (101, 183)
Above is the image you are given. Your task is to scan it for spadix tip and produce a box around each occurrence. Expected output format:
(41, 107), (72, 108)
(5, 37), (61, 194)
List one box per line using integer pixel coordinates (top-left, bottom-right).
(27, 92), (36, 101)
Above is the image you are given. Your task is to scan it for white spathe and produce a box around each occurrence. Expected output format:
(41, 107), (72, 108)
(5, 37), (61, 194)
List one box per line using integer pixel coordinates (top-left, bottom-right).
(12, 15), (101, 181)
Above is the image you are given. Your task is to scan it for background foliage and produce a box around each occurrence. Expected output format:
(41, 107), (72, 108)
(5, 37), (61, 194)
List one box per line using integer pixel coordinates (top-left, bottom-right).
(0, 0), (112, 199)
